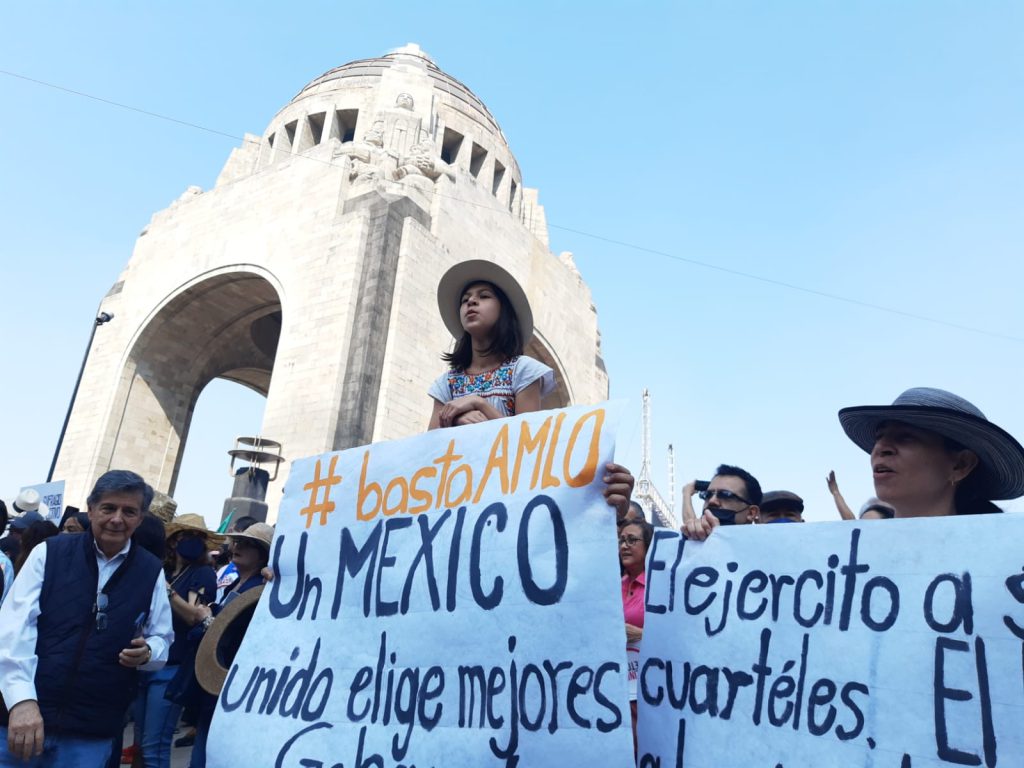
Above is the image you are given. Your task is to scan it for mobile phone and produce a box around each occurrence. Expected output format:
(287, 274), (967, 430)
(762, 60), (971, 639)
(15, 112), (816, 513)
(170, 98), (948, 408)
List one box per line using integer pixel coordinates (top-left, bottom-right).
(694, 480), (710, 493)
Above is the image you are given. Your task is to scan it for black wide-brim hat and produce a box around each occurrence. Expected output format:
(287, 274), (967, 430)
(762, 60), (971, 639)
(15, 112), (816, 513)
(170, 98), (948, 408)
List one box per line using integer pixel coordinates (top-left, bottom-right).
(838, 387), (1024, 500)
(437, 259), (533, 343)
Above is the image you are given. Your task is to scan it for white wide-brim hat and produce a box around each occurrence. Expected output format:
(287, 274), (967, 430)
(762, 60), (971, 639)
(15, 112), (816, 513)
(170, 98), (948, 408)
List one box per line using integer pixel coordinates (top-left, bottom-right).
(838, 387), (1024, 500)
(437, 259), (533, 343)
(12, 489), (41, 514)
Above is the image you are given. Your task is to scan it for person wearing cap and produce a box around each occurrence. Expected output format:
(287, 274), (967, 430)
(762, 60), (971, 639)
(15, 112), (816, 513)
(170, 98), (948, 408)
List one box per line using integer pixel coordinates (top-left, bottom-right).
(838, 387), (1024, 517)
(1, 510), (44, 564)
(177, 522), (274, 768)
(681, 464), (763, 540)
(759, 491), (805, 524)
(134, 514), (220, 768)
(0, 470), (173, 766)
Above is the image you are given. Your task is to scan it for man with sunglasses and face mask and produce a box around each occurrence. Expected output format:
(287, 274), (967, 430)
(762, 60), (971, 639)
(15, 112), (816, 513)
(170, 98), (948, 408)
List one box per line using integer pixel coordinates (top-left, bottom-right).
(0, 470), (173, 766)
(681, 464), (763, 540)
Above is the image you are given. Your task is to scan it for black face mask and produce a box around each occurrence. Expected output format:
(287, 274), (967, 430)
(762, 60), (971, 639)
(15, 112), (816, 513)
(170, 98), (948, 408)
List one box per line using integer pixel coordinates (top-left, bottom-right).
(175, 536), (206, 561)
(709, 509), (738, 526)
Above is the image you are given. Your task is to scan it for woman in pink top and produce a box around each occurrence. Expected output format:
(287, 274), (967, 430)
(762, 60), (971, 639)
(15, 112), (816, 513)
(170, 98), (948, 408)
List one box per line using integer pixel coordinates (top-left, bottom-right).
(619, 519), (653, 762)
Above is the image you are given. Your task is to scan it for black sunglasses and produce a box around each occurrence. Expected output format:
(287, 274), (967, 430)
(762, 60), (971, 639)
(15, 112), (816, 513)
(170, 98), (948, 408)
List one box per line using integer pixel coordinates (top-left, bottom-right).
(699, 488), (751, 505)
(95, 593), (109, 632)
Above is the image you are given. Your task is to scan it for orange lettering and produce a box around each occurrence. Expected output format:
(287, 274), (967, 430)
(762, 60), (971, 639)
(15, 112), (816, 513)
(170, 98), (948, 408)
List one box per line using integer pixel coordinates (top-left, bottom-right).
(383, 476), (409, 516)
(409, 466), (437, 514)
(511, 417), (551, 491)
(473, 424), (510, 503)
(433, 441), (463, 509)
(541, 412), (567, 489)
(563, 408), (605, 487)
(357, 451), (381, 521)
(445, 464), (474, 507)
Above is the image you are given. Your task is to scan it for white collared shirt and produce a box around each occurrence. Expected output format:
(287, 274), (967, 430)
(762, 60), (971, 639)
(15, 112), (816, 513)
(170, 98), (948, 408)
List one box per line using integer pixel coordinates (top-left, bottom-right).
(0, 551), (14, 606)
(0, 538), (173, 710)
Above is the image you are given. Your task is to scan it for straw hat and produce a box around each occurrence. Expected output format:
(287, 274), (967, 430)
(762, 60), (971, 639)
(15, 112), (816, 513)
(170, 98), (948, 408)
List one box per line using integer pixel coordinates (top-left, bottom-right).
(195, 585), (264, 695)
(164, 513), (225, 546)
(436, 259), (533, 342)
(227, 522), (274, 551)
(839, 387), (1024, 500)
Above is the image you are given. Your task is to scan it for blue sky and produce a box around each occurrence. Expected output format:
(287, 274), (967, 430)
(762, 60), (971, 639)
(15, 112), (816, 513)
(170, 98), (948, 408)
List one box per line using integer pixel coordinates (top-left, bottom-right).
(2, 2), (1022, 524)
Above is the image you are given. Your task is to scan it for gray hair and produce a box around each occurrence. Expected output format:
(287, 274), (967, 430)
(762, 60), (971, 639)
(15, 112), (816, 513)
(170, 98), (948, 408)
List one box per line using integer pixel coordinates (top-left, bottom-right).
(86, 470), (154, 514)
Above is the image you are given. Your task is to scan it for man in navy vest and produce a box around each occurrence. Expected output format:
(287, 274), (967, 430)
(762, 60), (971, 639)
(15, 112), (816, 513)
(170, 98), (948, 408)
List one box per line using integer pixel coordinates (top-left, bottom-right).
(0, 470), (173, 766)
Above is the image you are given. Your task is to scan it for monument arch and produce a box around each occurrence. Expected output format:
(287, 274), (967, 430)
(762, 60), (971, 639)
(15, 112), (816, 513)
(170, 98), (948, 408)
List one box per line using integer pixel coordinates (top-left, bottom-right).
(100, 269), (282, 493)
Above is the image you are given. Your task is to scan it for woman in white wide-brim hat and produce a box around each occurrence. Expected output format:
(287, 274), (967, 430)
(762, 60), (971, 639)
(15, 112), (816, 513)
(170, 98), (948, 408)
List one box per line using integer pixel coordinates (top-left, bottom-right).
(428, 259), (555, 429)
(838, 387), (1024, 517)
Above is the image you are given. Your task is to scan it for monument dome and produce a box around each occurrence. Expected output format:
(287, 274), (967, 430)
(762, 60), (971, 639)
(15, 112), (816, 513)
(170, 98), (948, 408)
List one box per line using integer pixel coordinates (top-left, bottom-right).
(294, 44), (507, 144)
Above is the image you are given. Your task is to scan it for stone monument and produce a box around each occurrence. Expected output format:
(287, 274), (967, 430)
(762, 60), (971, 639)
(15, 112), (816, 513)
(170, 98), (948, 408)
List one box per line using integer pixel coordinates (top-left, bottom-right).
(52, 44), (609, 520)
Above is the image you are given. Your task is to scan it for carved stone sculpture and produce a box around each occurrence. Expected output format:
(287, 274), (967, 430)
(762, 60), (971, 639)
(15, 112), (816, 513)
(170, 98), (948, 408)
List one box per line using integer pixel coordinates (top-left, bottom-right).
(334, 121), (391, 183)
(394, 137), (454, 183)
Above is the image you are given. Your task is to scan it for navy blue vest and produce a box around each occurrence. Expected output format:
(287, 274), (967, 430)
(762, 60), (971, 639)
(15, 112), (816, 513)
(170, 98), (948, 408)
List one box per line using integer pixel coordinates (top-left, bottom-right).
(34, 532), (162, 737)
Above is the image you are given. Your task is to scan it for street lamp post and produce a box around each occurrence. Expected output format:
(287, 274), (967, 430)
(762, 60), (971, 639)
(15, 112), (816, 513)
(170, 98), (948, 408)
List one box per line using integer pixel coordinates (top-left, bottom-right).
(47, 311), (115, 482)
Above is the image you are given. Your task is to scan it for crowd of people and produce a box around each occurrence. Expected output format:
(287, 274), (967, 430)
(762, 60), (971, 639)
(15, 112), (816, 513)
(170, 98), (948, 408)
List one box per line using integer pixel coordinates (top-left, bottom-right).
(0, 474), (273, 767)
(1, 259), (1022, 766)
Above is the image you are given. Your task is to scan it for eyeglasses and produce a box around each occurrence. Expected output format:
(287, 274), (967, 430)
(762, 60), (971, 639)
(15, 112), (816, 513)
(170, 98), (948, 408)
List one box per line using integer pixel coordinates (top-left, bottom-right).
(95, 593), (108, 632)
(618, 535), (643, 547)
(699, 488), (751, 505)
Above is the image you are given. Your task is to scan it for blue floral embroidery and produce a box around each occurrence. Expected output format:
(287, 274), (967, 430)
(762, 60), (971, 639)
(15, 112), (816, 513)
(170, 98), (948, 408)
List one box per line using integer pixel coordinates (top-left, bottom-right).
(447, 357), (519, 416)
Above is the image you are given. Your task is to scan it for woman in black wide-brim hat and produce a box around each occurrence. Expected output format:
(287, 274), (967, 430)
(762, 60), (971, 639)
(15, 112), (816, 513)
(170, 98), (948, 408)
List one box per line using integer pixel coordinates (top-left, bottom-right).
(838, 387), (1024, 517)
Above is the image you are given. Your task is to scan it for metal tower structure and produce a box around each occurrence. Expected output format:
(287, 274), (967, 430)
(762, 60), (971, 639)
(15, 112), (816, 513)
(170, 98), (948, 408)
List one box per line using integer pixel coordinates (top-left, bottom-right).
(668, 443), (675, 515)
(634, 389), (679, 528)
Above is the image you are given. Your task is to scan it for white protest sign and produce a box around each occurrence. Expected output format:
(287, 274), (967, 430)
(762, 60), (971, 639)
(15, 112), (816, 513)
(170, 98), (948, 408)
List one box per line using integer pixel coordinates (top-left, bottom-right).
(638, 517), (1024, 767)
(20, 480), (64, 523)
(208, 402), (633, 768)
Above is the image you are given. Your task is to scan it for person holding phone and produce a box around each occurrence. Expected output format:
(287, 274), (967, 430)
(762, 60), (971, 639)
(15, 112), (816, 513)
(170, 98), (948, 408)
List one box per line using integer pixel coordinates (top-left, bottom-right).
(681, 464), (763, 540)
(0, 470), (172, 766)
